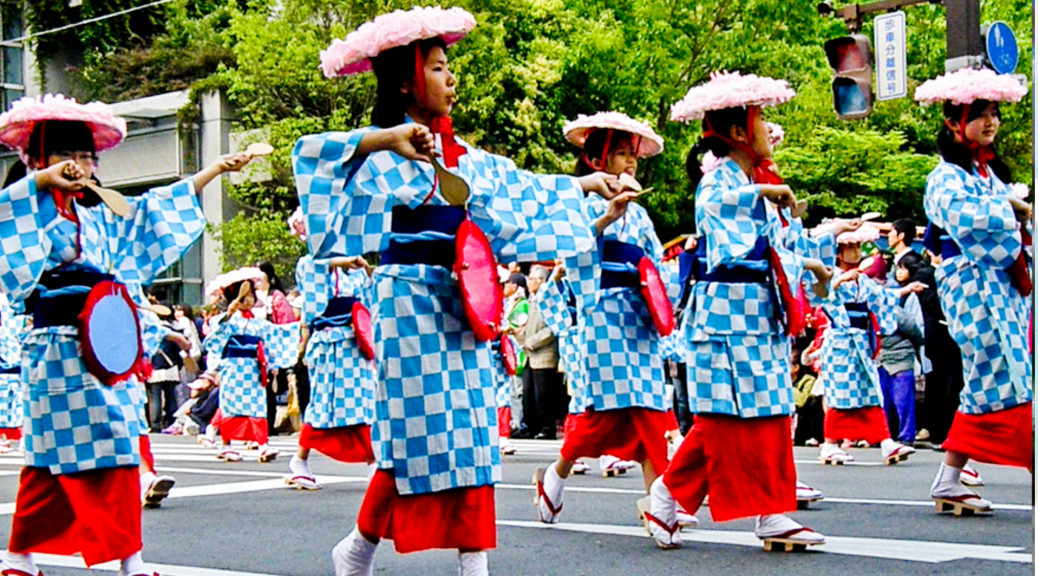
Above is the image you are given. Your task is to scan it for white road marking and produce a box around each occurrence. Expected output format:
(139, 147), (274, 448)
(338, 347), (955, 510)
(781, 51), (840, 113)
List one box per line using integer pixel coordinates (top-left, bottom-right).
(164, 476), (366, 499)
(496, 483), (1033, 510)
(9, 552), (284, 576)
(497, 520), (1034, 564)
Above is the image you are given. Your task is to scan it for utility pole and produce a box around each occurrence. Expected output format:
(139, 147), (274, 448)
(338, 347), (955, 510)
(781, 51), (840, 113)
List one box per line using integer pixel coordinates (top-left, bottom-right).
(943, 0), (984, 71)
(820, 0), (985, 71)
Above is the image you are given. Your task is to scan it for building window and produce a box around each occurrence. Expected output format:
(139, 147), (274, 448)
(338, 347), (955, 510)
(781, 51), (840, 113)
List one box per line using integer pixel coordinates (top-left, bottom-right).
(0, 2), (23, 109)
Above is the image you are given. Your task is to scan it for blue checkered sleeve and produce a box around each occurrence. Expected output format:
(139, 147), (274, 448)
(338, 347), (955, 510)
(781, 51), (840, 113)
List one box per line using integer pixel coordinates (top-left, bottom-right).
(293, 129), (382, 259)
(924, 162), (1022, 269)
(107, 179), (205, 285)
(465, 146), (594, 262)
(0, 177), (49, 304)
(296, 255), (329, 326)
(534, 274), (572, 336)
(262, 321), (301, 370)
(202, 313), (234, 358)
(697, 160), (765, 273)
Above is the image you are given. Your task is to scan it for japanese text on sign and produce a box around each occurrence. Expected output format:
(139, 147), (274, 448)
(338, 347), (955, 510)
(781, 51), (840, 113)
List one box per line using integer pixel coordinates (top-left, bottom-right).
(874, 11), (907, 101)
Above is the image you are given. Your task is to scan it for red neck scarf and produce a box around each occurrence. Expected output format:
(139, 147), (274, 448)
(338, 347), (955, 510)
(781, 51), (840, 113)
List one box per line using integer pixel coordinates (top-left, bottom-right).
(429, 115), (466, 168)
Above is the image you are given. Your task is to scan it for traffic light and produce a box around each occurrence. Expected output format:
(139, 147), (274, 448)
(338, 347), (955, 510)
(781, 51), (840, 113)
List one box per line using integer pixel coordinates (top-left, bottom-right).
(824, 34), (874, 120)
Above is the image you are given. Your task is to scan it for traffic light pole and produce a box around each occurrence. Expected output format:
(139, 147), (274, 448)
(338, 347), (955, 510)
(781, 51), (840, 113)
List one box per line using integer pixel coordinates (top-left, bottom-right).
(828, 0), (984, 71)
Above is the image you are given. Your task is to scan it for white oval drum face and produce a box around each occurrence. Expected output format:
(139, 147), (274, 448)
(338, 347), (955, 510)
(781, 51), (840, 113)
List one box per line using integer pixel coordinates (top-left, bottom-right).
(88, 294), (140, 374)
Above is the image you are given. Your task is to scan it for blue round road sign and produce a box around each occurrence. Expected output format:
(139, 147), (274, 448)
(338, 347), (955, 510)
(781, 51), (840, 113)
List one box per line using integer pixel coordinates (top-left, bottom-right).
(985, 21), (1018, 75)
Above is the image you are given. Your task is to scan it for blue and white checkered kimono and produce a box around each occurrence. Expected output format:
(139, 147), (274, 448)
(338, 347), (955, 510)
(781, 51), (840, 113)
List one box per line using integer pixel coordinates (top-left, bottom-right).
(203, 312), (299, 419)
(819, 274), (898, 409)
(293, 125), (593, 495)
(492, 336), (512, 411)
(682, 158), (806, 419)
(0, 175), (205, 474)
(296, 255), (376, 429)
(535, 274), (588, 414)
(563, 196), (668, 413)
(0, 293), (25, 430)
(924, 161), (1032, 414)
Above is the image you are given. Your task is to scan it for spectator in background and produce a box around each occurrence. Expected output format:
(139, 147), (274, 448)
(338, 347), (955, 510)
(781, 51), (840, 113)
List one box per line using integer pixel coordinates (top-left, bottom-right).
(887, 218), (918, 268)
(147, 304), (190, 433)
(504, 273), (533, 438)
(523, 265), (567, 440)
(877, 263), (926, 446)
(174, 304), (203, 384)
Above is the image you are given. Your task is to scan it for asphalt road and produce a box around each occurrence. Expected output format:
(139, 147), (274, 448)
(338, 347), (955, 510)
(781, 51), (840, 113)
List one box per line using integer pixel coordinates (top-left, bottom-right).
(0, 435), (1031, 576)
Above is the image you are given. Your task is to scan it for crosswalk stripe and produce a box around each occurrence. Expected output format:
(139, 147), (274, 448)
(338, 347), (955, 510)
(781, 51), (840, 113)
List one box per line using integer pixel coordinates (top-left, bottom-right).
(496, 520), (1034, 564)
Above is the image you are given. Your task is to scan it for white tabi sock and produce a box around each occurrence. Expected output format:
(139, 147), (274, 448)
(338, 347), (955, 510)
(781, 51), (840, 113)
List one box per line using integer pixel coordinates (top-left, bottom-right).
(332, 527), (377, 576)
(120, 550), (148, 576)
(3, 552), (37, 575)
(930, 462), (963, 497)
(289, 455), (311, 478)
(458, 551), (489, 576)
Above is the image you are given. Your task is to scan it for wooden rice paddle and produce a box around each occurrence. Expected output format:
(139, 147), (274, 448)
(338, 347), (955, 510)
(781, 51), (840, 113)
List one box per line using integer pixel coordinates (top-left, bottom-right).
(430, 155), (470, 206)
(85, 182), (131, 218)
(246, 142), (274, 156)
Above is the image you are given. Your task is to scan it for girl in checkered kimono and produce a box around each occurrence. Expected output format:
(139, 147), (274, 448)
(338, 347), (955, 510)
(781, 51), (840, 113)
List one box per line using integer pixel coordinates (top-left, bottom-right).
(534, 112), (683, 527)
(203, 278), (299, 463)
(816, 226), (921, 465)
(301, 7), (605, 575)
(0, 292), (25, 453)
(914, 69), (1033, 515)
(642, 72), (835, 550)
(0, 95), (254, 576)
(287, 254), (377, 490)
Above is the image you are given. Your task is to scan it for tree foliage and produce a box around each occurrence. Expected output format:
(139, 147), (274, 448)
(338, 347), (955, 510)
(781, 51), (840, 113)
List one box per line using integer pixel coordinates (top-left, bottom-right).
(41, 0), (1033, 252)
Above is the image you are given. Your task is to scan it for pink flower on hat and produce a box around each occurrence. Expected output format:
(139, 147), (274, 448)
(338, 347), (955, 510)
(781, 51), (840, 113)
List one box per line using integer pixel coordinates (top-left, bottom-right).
(914, 67), (1028, 106)
(0, 94), (126, 161)
(562, 112), (665, 157)
(837, 223), (881, 245)
(287, 206), (307, 242)
(320, 6), (476, 78)
(670, 71), (796, 123)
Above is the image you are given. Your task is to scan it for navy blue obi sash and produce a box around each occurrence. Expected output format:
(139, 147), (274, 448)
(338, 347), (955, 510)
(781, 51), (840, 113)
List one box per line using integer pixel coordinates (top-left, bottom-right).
(381, 205), (466, 268)
(30, 268), (116, 328)
(600, 240), (643, 289)
(223, 334), (261, 358)
(843, 302), (872, 331)
(310, 296), (359, 332)
(677, 236), (771, 300)
(0, 364), (18, 375)
(923, 223), (961, 259)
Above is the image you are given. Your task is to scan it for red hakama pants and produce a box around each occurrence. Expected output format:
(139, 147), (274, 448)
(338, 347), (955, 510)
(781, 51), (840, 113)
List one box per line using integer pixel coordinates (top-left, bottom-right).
(560, 407), (673, 475)
(219, 416), (269, 445)
(663, 414), (796, 522)
(943, 402), (1033, 469)
(823, 406), (891, 445)
(9, 466), (141, 566)
(357, 470), (496, 553)
(299, 424), (374, 463)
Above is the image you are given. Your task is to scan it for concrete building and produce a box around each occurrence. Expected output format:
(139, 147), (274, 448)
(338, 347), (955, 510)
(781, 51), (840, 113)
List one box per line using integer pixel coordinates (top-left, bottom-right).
(0, 6), (242, 307)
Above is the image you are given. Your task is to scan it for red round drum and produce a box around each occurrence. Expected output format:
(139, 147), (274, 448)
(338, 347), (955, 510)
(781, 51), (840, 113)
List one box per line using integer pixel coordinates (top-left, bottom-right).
(352, 301), (376, 361)
(638, 256), (674, 337)
(454, 219), (502, 342)
(78, 281), (142, 385)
